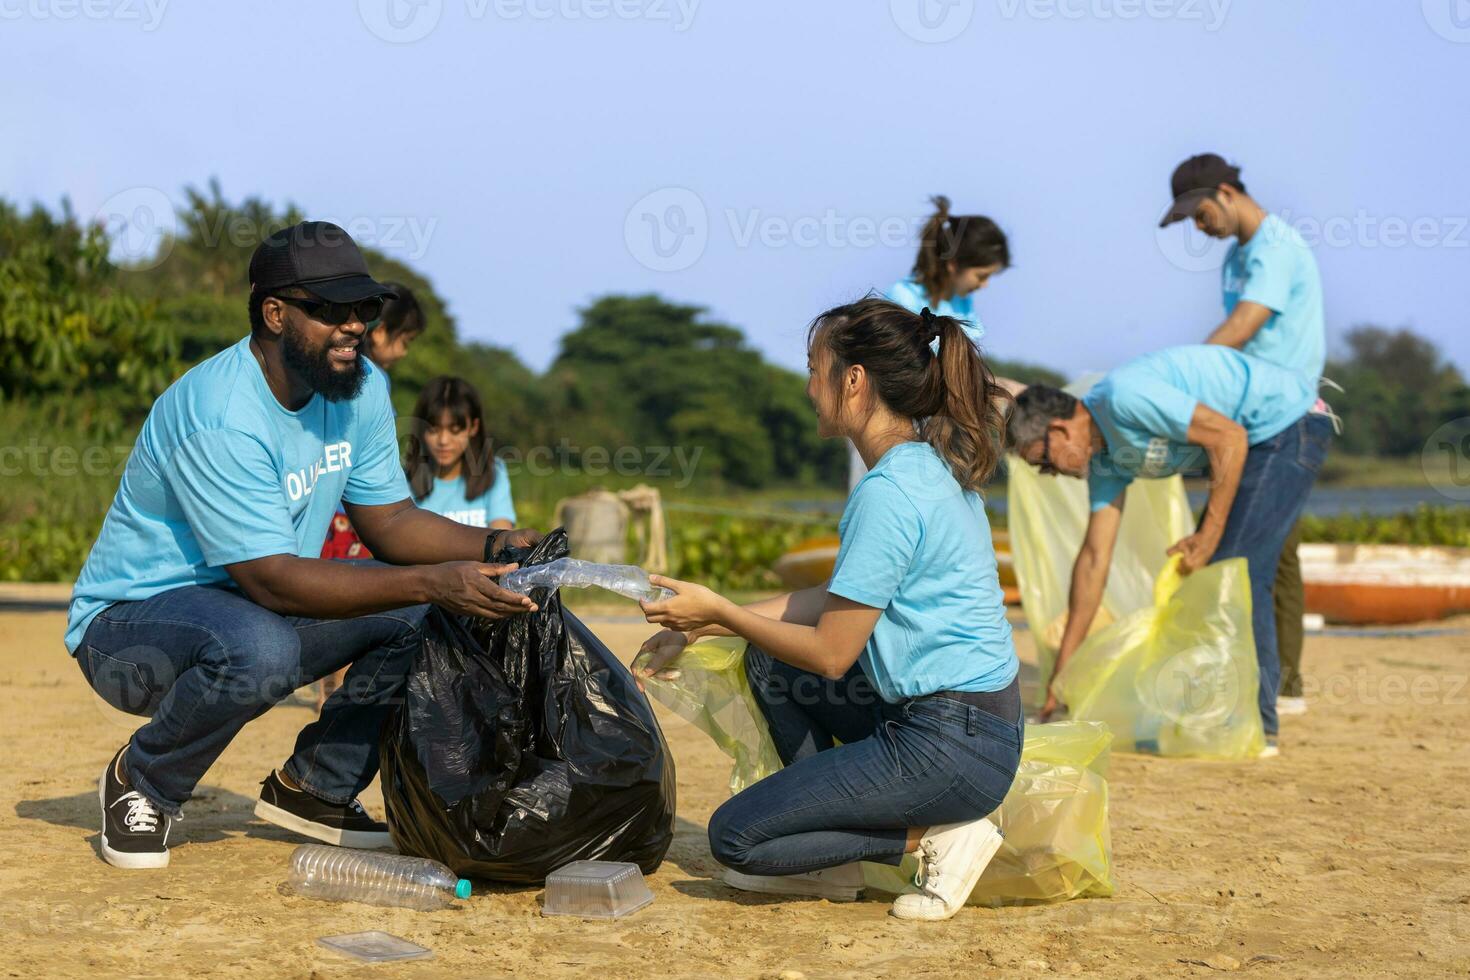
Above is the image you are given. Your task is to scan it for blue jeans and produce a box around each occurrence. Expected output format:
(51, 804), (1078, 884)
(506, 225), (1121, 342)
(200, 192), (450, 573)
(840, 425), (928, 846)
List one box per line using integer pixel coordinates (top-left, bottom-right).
(1210, 413), (1333, 736)
(706, 646), (1023, 875)
(77, 583), (427, 816)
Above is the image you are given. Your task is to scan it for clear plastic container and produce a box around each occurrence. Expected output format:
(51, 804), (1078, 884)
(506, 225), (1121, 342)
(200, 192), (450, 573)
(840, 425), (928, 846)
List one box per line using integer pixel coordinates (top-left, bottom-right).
(288, 844), (471, 911)
(317, 931), (433, 963)
(541, 860), (654, 919)
(501, 558), (674, 604)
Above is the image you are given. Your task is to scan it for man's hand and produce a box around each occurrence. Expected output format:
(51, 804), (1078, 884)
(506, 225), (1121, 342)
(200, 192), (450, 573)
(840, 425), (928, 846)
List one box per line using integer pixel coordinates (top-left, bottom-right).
(426, 562), (538, 618)
(640, 575), (732, 633)
(1166, 529), (1221, 575)
(633, 628), (692, 690)
(1039, 688), (1063, 723)
(493, 528), (543, 552)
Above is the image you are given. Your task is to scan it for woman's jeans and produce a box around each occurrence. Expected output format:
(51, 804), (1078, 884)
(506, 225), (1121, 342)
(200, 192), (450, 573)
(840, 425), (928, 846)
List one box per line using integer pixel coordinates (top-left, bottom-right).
(707, 646), (1023, 876)
(76, 583), (427, 816)
(1210, 412), (1334, 737)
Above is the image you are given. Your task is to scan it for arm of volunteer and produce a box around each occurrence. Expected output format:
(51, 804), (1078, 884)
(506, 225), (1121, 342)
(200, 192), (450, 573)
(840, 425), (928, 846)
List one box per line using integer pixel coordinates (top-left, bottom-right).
(346, 498), (538, 565)
(643, 583), (882, 680)
(636, 586), (831, 677)
(1167, 404), (1249, 574)
(226, 553), (534, 620)
(1206, 300), (1273, 349)
(1048, 496), (1124, 699)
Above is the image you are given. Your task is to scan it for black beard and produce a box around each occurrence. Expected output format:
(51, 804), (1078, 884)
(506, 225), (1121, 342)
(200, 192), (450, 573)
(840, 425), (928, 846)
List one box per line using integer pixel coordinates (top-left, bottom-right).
(282, 322), (366, 402)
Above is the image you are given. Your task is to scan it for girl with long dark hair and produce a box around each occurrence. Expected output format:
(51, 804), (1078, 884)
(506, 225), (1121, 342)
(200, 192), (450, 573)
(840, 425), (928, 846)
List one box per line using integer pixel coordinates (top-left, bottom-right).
(638, 298), (1021, 921)
(404, 376), (515, 530)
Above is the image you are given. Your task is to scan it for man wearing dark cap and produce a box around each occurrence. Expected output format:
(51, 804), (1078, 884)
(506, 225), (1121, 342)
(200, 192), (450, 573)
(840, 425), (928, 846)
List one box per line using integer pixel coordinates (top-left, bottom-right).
(68, 221), (542, 869)
(1161, 153), (1328, 720)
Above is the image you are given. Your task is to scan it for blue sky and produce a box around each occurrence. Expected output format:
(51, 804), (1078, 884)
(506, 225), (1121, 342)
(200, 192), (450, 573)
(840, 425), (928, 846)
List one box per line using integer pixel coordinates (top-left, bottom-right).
(4, 0), (1467, 376)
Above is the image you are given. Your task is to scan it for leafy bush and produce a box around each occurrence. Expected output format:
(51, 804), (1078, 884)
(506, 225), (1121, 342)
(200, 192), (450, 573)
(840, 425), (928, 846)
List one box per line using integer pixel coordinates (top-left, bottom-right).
(1300, 505), (1470, 548)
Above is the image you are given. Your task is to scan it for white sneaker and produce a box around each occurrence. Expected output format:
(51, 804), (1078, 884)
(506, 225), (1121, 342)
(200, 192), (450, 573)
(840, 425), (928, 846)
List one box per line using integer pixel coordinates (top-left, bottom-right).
(1276, 696), (1308, 717)
(1258, 737), (1281, 759)
(721, 862), (865, 902)
(890, 819), (1003, 921)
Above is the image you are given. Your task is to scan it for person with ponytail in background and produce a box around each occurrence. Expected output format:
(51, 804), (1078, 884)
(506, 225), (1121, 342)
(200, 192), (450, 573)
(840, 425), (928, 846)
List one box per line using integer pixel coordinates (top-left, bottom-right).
(889, 194), (1009, 325)
(403, 376), (516, 531)
(848, 196), (1019, 489)
(637, 298), (1021, 921)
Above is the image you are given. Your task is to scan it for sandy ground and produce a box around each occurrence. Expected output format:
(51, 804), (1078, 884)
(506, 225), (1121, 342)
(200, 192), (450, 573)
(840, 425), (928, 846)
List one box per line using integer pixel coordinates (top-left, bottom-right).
(2, 593), (1468, 979)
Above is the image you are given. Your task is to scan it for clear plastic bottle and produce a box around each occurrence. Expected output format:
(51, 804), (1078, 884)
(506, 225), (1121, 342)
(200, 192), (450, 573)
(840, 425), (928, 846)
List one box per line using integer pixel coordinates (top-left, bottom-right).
(288, 844), (471, 911)
(501, 558), (674, 603)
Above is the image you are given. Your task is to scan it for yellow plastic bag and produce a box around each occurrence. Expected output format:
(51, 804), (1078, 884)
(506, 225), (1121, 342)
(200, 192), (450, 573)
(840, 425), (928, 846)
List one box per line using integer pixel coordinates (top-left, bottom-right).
(1053, 556), (1265, 759)
(636, 640), (1116, 905)
(1007, 455), (1195, 709)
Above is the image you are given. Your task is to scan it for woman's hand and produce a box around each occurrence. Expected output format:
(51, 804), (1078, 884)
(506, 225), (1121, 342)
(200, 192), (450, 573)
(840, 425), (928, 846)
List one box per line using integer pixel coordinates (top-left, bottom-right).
(640, 575), (732, 633)
(634, 628), (692, 689)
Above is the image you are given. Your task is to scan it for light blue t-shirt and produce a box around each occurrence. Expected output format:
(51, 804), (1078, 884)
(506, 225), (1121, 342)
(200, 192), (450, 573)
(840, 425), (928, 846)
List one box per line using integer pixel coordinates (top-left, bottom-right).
(1222, 214), (1326, 381)
(1082, 345), (1318, 511)
(65, 337), (411, 653)
(416, 463), (516, 527)
(828, 442), (1018, 702)
(885, 278), (985, 344)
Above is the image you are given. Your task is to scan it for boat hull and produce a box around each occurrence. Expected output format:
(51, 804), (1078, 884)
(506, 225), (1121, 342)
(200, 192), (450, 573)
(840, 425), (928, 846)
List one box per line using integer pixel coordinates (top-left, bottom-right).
(1300, 543), (1470, 625)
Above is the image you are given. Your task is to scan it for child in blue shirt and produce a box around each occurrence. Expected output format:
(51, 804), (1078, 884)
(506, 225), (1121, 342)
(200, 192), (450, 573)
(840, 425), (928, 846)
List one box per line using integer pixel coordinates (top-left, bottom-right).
(638, 298), (1021, 921)
(404, 377), (516, 531)
(852, 195), (1018, 490)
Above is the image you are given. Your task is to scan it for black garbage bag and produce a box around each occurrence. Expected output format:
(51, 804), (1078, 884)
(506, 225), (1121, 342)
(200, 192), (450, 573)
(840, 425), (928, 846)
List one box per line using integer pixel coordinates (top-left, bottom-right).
(379, 528), (676, 883)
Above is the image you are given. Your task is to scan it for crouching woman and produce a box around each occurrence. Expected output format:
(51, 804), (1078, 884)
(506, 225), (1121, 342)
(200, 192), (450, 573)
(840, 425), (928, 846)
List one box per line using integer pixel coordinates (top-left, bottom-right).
(638, 298), (1022, 920)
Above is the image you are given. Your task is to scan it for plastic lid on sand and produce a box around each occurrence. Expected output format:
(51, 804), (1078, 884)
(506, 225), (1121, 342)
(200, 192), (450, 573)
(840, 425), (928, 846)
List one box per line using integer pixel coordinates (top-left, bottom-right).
(455, 879), (472, 900)
(541, 860), (653, 919)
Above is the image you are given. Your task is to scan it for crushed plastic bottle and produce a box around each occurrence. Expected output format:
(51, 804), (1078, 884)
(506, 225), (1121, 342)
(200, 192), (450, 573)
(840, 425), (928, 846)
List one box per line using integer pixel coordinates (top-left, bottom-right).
(500, 557), (674, 603)
(288, 844), (471, 911)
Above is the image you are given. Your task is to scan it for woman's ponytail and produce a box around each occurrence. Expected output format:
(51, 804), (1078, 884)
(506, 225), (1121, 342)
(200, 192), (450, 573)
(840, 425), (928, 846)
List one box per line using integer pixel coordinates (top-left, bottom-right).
(913, 195), (954, 307)
(920, 312), (1010, 492)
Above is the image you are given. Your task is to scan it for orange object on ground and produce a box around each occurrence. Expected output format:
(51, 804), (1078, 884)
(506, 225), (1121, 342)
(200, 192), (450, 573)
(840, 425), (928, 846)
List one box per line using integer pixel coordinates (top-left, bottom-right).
(1301, 543), (1470, 624)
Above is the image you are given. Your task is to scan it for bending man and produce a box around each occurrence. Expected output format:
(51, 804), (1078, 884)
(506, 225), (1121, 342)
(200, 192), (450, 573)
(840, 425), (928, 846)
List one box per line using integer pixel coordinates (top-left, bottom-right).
(1007, 345), (1333, 752)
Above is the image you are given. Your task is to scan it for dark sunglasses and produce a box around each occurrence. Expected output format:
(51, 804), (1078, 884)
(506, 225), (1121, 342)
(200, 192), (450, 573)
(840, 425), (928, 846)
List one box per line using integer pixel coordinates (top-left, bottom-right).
(273, 294), (386, 327)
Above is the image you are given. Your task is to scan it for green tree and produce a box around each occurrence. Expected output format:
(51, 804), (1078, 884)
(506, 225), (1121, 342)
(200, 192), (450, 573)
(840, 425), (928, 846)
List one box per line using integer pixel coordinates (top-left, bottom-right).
(0, 199), (178, 436)
(1326, 326), (1470, 456)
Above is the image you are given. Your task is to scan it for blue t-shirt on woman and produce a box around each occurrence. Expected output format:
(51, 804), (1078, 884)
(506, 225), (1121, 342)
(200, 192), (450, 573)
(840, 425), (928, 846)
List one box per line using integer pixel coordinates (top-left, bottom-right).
(827, 441), (1017, 703)
(416, 461), (516, 527)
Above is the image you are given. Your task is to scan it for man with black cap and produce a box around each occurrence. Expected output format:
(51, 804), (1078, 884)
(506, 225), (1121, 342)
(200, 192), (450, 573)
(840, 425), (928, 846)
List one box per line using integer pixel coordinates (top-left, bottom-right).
(1161, 153), (1327, 719)
(67, 221), (542, 869)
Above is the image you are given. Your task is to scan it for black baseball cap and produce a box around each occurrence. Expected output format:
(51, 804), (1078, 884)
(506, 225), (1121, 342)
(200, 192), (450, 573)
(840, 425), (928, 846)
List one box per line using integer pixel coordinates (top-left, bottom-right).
(248, 221), (397, 303)
(1160, 154), (1244, 227)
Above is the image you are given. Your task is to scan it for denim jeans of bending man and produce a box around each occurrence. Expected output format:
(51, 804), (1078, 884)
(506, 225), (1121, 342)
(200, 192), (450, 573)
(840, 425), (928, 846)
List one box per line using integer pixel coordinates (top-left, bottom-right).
(1208, 412), (1333, 737)
(706, 645), (1023, 876)
(76, 582), (427, 816)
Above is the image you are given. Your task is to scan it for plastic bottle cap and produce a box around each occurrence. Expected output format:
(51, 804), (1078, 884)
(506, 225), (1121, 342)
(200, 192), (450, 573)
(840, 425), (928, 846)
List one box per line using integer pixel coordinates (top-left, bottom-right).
(455, 879), (472, 900)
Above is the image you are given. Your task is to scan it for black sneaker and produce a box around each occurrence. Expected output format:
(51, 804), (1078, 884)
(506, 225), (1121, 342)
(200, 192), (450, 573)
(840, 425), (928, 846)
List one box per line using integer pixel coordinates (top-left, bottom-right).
(99, 744), (171, 869)
(254, 771), (393, 849)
